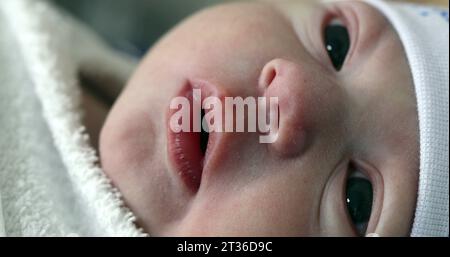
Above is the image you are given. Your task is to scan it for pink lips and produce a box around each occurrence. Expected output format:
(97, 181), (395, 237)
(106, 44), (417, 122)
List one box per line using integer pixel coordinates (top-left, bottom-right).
(167, 128), (204, 193)
(167, 81), (216, 193)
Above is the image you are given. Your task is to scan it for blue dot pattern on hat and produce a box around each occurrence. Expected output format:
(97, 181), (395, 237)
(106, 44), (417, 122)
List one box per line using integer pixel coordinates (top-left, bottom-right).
(409, 5), (449, 22)
(442, 10), (449, 22)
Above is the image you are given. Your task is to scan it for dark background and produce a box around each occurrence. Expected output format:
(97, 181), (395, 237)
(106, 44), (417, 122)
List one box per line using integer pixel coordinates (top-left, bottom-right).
(51, 0), (226, 57)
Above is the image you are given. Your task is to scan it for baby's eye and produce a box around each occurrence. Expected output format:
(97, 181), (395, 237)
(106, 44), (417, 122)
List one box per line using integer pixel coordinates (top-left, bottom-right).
(324, 18), (350, 71)
(345, 164), (373, 236)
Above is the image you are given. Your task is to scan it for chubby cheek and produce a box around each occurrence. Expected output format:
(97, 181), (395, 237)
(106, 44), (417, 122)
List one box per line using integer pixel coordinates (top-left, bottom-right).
(100, 102), (190, 234)
(169, 171), (320, 236)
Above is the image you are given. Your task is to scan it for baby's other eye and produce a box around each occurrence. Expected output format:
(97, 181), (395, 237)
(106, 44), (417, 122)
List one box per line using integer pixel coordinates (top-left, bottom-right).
(345, 163), (373, 236)
(324, 18), (350, 71)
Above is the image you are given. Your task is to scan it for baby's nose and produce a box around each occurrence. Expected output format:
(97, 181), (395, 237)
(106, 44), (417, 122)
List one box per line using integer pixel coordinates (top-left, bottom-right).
(259, 58), (317, 158)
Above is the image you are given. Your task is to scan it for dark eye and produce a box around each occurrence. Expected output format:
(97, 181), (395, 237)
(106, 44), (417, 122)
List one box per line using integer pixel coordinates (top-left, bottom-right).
(324, 19), (350, 71)
(345, 163), (373, 236)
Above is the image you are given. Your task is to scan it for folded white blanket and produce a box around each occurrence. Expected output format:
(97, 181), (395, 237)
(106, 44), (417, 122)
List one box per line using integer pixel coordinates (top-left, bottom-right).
(0, 0), (145, 236)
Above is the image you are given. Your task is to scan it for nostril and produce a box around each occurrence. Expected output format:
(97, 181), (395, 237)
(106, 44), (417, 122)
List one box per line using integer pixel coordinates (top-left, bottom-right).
(259, 64), (277, 91)
(259, 58), (314, 157)
(266, 68), (277, 87)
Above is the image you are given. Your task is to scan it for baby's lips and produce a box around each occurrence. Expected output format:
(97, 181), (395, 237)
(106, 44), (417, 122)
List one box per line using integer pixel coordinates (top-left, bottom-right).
(166, 79), (228, 193)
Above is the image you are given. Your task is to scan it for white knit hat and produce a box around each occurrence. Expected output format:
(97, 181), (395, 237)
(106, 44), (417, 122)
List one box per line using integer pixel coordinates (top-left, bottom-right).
(363, 0), (449, 236)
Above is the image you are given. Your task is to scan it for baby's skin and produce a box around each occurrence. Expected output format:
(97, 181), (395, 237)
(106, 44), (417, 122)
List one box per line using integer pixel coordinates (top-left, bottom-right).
(99, 0), (420, 236)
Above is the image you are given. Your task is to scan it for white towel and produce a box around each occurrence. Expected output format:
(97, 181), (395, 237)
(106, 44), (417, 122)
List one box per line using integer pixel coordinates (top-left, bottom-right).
(0, 191), (5, 236)
(0, 0), (145, 236)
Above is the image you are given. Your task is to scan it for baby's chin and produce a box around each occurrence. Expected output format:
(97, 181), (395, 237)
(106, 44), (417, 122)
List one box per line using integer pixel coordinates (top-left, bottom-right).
(98, 78), (198, 234)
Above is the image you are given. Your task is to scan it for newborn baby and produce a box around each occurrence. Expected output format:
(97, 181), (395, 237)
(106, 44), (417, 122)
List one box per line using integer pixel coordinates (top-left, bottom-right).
(96, 0), (449, 236)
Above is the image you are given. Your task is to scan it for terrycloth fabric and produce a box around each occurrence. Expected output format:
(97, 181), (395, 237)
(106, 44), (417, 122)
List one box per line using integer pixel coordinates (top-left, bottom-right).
(0, 191), (4, 236)
(0, 0), (145, 236)
(364, 0), (449, 237)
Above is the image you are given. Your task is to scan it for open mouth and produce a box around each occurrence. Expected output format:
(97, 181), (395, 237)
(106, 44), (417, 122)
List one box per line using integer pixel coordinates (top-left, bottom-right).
(167, 83), (212, 193)
(200, 109), (209, 155)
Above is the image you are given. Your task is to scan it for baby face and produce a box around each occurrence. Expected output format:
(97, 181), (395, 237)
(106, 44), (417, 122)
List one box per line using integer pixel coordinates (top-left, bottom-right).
(100, 0), (419, 236)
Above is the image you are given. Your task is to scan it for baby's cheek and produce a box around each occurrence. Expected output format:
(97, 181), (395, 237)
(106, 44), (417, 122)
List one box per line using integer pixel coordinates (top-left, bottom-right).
(175, 171), (319, 236)
(99, 112), (187, 233)
(100, 111), (154, 172)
